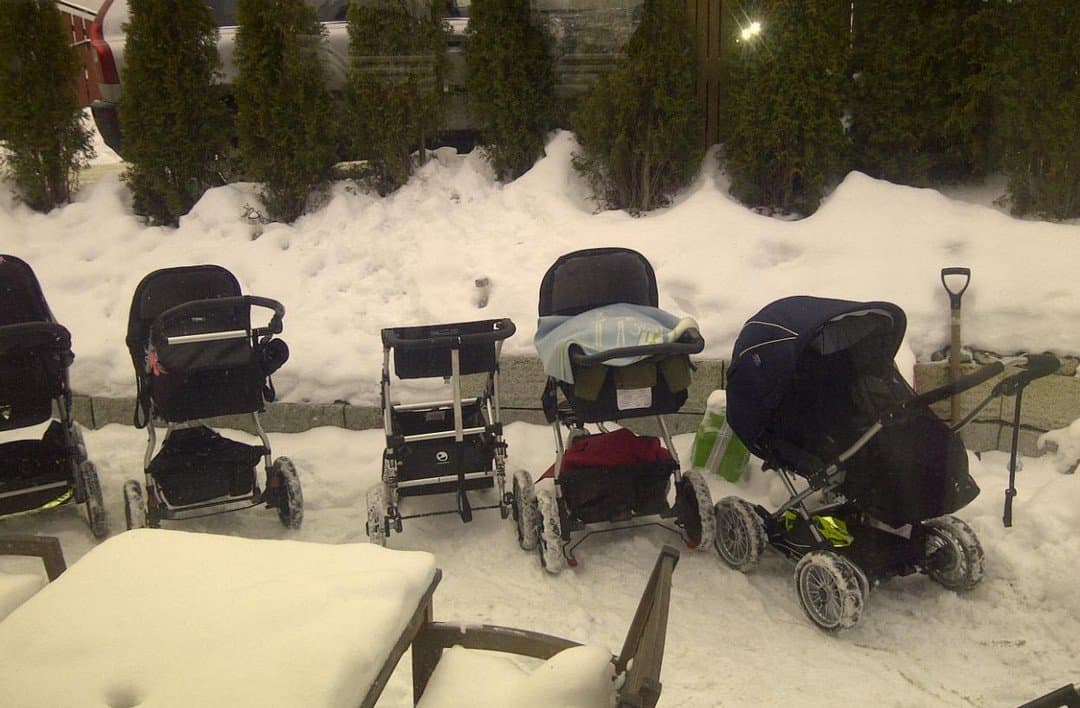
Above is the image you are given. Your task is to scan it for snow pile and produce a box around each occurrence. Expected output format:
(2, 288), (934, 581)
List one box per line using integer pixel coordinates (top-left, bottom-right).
(1040, 418), (1080, 475)
(2, 131), (1078, 406)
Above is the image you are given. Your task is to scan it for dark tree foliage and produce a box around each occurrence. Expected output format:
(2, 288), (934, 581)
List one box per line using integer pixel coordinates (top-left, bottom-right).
(987, 0), (1080, 220)
(464, 0), (555, 182)
(571, 0), (704, 213)
(346, 0), (445, 195)
(720, 0), (850, 217)
(0, 0), (93, 212)
(121, 0), (229, 226)
(850, 0), (988, 186)
(234, 0), (336, 223)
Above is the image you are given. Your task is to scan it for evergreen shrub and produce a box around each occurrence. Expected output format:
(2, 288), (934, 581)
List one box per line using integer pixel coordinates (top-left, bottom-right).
(719, 0), (850, 216)
(990, 0), (1080, 220)
(346, 0), (445, 195)
(570, 0), (703, 213)
(0, 0), (93, 212)
(121, 0), (230, 226)
(850, 0), (988, 186)
(464, 0), (555, 182)
(234, 0), (337, 223)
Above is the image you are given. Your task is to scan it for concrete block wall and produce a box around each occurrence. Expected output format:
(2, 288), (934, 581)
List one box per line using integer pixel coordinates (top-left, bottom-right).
(70, 356), (1078, 459)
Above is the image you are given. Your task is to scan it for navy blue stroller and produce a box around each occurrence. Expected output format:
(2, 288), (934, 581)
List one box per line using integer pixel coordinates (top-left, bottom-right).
(123, 265), (301, 530)
(719, 296), (1058, 631)
(0, 255), (107, 537)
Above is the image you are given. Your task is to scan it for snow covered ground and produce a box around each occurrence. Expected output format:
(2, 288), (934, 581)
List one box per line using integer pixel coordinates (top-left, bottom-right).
(1, 123), (1078, 705)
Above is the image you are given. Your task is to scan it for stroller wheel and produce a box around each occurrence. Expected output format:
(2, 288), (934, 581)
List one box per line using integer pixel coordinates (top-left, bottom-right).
(924, 516), (984, 592)
(675, 470), (716, 550)
(794, 551), (865, 632)
(713, 496), (767, 571)
(536, 489), (566, 574)
(366, 485), (388, 547)
(511, 469), (540, 551)
(79, 461), (109, 539)
(123, 480), (148, 531)
(270, 457), (303, 530)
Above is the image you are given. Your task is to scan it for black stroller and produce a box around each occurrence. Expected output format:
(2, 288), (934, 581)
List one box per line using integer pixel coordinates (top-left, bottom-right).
(0, 255), (107, 537)
(720, 295), (1059, 631)
(123, 265), (301, 530)
(514, 247), (715, 572)
(366, 318), (516, 544)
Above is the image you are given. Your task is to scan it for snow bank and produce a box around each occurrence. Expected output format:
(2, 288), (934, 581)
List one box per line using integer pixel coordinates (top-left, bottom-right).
(2, 132), (1077, 406)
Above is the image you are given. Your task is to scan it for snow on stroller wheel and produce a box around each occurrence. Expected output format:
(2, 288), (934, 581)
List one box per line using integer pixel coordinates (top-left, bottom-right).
(924, 516), (984, 592)
(123, 480), (148, 530)
(511, 469), (540, 551)
(366, 485), (389, 546)
(79, 461), (109, 539)
(536, 489), (566, 573)
(794, 551), (865, 632)
(269, 457), (303, 530)
(713, 496), (767, 571)
(675, 469), (716, 550)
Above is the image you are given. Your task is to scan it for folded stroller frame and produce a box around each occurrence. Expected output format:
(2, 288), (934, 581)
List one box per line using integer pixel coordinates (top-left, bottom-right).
(720, 296), (1060, 631)
(0, 255), (108, 537)
(366, 318), (516, 544)
(123, 265), (302, 530)
(514, 248), (717, 572)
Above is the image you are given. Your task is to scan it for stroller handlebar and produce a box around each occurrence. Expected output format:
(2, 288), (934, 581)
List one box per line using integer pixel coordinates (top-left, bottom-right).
(568, 330), (705, 367)
(381, 318), (516, 351)
(151, 295), (286, 342)
(904, 360), (1006, 410)
(992, 352), (1060, 396)
(0, 321), (71, 355)
(898, 352), (1060, 416)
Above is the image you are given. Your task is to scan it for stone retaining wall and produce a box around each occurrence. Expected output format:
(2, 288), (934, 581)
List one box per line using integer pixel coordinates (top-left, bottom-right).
(72, 356), (1079, 457)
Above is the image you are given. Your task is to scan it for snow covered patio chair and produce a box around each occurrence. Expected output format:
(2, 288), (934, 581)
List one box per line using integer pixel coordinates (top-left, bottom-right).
(0, 529), (439, 707)
(0, 535), (65, 620)
(411, 545), (680, 708)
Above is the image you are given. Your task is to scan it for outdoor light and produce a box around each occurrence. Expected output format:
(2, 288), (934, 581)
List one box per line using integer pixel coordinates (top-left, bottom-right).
(740, 21), (762, 41)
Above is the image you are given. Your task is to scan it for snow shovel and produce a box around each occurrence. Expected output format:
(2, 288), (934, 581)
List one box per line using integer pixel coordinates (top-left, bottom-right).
(941, 267), (971, 424)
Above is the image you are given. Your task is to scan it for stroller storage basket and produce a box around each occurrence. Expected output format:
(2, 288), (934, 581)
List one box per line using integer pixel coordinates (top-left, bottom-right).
(148, 427), (263, 507)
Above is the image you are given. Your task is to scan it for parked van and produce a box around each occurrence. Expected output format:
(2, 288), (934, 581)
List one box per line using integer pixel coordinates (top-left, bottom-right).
(88, 0), (640, 157)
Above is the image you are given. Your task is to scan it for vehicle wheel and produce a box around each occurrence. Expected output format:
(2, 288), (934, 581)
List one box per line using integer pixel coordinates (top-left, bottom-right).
(512, 469), (540, 551)
(924, 516), (984, 591)
(713, 496), (767, 571)
(794, 551), (865, 632)
(366, 485), (388, 547)
(675, 469), (716, 550)
(123, 480), (148, 531)
(536, 489), (566, 574)
(79, 461), (109, 539)
(270, 457), (303, 530)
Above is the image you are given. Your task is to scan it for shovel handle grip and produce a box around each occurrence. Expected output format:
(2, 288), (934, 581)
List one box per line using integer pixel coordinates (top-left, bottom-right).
(941, 267), (971, 309)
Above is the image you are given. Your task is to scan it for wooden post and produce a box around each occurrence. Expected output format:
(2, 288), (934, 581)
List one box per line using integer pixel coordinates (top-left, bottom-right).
(683, 0), (729, 147)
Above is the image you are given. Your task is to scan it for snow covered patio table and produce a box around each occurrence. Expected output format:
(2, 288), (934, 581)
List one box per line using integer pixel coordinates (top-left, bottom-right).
(0, 529), (440, 707)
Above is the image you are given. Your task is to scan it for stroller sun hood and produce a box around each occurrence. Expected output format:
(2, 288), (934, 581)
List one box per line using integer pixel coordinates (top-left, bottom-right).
(726, 296), (906, 457)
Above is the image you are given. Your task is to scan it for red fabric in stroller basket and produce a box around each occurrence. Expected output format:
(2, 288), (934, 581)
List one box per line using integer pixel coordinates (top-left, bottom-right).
(540, 428), (675, 523)
(542, 428), (672, 477)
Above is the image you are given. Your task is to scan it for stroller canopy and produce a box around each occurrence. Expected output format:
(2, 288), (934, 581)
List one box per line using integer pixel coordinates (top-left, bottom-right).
(726, 296), (906, 457)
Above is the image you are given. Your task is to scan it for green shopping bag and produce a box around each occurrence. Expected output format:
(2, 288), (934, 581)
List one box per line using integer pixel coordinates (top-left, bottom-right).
(690, 391), (750, 483)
